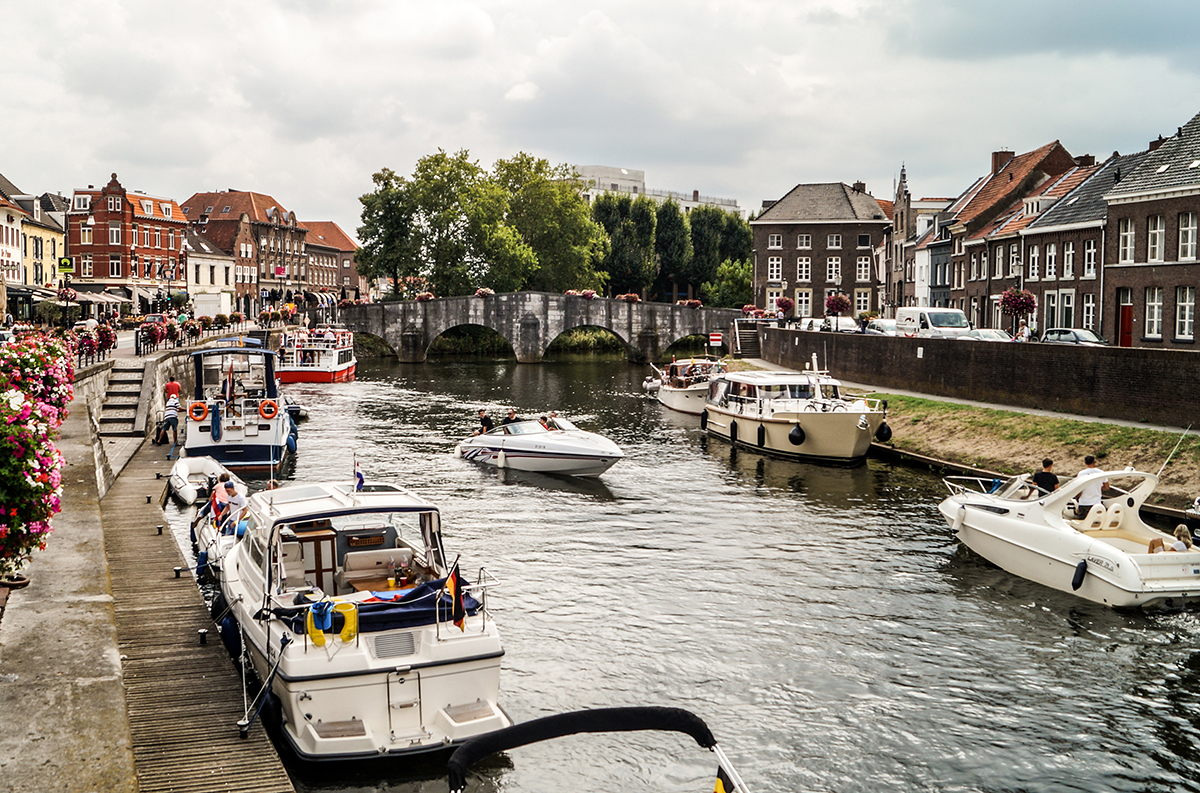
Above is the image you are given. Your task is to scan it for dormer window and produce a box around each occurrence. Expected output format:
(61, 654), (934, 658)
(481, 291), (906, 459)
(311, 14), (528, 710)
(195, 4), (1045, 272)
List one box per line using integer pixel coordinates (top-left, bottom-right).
(74, 195), (90, 210)
(161, 203), (172, 218)
(141, 200), (153, 215)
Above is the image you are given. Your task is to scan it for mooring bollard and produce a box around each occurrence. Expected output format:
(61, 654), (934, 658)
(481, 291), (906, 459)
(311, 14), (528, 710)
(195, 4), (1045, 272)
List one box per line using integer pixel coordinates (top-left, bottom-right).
(145, 495), (152, 504)
(174, 567), (182, 578)
(198, 628), (209, 645)
(157, 525), (163, 535)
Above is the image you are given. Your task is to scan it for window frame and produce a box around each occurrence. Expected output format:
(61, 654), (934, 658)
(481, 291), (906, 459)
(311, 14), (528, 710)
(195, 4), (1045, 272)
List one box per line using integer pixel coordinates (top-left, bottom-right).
(1145, 286), (1164, 338)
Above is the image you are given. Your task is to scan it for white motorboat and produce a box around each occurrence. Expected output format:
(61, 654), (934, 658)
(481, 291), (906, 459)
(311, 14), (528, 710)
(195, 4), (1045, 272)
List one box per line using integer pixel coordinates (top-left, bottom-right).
(643, 357), (725, 415)
(938, 469), (1200, 610)
(454, 418), (623, 478)
(214, 480), (511, 761)
(701, 360), (890, 463)
(168, 455), (247, 505)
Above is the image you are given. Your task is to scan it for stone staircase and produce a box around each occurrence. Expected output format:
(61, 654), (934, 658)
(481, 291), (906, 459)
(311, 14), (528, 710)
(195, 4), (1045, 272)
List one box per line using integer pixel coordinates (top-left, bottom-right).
(98, 361), (147, 437)
(734, 322), (761, 359)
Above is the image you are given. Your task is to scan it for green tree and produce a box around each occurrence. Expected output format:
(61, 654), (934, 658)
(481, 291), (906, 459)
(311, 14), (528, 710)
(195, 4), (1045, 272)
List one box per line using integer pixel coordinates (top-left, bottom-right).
(405, 149), (485, 296)
(719, 212), (753, 266)
(701, 258), (753, 308)
(593, 194), (657, 295)
(688, 205), (726, 291)
(654, 200), (692, 301)
(356, 168), (421, 298)
(462, 180), (538, 293)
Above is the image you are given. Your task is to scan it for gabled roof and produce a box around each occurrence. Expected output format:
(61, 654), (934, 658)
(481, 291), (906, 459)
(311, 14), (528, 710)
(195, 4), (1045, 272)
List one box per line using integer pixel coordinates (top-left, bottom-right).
(952, 141), (1075, 227)
(874, 199), (895, 221)
(0, 196), (30, 219)
(1105, 110), (1200, 200)
(182, 191), (308, 230)
(971, 163), (1101, 242)
(0, 173), (23, 201)
(753, 183), (890, 224)
(1030, 150), (1154, 230)
(303, 220), (358, 251)
(184, 229), (231, 257)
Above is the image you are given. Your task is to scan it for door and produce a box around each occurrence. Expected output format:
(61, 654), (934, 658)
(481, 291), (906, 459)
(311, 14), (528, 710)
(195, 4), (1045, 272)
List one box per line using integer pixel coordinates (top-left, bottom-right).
(1118, 304), (1134, 347)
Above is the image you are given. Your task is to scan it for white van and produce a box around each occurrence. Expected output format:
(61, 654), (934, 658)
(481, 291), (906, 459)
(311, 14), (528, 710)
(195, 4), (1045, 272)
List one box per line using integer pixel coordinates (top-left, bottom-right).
(895, 307), (971, 339)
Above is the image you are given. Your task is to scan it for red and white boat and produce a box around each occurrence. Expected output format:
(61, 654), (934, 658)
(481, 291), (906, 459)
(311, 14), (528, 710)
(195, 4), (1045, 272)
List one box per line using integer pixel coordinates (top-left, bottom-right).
(276, 325), (357, 383)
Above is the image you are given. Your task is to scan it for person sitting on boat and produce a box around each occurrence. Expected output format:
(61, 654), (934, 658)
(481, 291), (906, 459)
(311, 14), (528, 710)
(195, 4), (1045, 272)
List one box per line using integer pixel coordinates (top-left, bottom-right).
(501, 408), (521, 426)
(473, 409), (494, 436)
(218, 481), (248, 534)
(1032, 458), (1059, 494)
(1074, 455), (1107, 518)
(546, 411), (561, 430)
(1149, 525), (1194, 553)
(324, 328), (335, 344)
(538, 415), (549, 429)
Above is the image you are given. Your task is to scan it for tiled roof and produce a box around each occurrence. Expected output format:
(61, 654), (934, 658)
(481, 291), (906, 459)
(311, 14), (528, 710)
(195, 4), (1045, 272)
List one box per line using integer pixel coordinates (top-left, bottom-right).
(184, 229), (230, 257)
(1031, 150), (1154, 229)
(182, 191), (308, 230)
(953, 141), (1074, 226)
(753, 183), (890, 223)
(0, 173), (23, 200)
(874, 199), (895, 221)
(303, 220), (358, 251)
(39, 193), (69, 214)
(128, 194), (186, 224)
(974, 164), (1101, 241)
(1105, 110), (1200, 199)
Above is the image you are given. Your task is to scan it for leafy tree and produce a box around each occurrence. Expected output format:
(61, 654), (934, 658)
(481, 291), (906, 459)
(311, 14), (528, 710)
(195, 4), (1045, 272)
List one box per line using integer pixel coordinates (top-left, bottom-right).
(462, 180), (538, 293)
(356, 168), (421, 298)
(688, 205), (726, 290)
(654, 200), (692, 301)
(593, 194), (657, 296)
(719, 213), (753, 267)
(700, 258), (753, 308)
(405, 149), (485, 296)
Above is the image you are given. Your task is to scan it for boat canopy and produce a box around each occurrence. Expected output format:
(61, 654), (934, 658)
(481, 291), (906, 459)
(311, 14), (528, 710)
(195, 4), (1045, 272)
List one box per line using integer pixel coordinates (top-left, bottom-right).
(190, 346), (279, 400)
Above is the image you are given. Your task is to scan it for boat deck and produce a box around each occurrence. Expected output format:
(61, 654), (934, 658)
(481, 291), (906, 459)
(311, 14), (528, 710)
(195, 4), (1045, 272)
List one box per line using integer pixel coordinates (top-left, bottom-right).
(101, 440), (294, 793)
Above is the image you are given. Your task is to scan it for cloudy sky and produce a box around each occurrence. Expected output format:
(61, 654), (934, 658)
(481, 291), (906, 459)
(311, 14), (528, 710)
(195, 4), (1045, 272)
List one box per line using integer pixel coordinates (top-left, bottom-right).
(6, 0), (1200, 237)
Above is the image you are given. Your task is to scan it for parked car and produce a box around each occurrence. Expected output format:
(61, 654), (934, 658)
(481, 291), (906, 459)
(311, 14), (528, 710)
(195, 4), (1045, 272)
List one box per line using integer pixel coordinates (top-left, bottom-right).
(895, 307), (973, 339)
(0, 329), (13, 346)
(796, 316), (860, 333)
(142, 313), (167, 324)
(958, 328), (1013, 342)
(1039, 328), (1109, 346)
(865, 318), (896, 336)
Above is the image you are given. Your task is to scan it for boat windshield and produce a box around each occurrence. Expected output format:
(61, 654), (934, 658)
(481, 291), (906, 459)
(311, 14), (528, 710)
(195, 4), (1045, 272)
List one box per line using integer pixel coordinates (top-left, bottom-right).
(757, 383), (815, 400)
(502, 420), (549, 435)
(816, 384), (842, 399)
(549, 417), (579, 431)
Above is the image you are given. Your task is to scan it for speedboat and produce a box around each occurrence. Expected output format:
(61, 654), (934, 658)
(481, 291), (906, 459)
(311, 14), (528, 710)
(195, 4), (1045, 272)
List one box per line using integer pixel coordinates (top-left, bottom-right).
(701, 358), (890, 463)
(643, 356), (725, 415)
(182, 339), (298, 472)
(276, 325), (357, 383)
(167, 455), (247, 505)
(454, 418), (623, 478)
(214, 480), (511, 761)
(938, 468), (1200, 610)
(448, 706), (750, 793)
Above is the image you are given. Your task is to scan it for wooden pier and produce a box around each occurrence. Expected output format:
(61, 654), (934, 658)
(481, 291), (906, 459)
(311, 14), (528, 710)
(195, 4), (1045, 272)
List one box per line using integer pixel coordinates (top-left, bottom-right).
(100, 440), (295, 793)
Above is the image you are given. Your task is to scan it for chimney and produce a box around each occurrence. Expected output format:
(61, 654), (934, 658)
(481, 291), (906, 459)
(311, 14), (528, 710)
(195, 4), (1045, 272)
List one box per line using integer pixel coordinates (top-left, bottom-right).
(693, 189), (699, 202)
(852, 180), (866, 193)
(991, 151), (1014, 174)
(1074, 154), (1095, 167)
(1149, 135), (1166, 152)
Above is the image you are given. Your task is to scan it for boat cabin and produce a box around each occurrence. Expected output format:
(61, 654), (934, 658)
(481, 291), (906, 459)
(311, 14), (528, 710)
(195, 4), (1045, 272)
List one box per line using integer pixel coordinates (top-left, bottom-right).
(191, 346), (279, 403)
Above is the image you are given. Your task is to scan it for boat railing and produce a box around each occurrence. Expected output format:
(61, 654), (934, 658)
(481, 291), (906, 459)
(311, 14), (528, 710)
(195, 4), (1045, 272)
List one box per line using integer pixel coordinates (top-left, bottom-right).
(725, 394), (885, 418)
(944, 474), (1041, 500)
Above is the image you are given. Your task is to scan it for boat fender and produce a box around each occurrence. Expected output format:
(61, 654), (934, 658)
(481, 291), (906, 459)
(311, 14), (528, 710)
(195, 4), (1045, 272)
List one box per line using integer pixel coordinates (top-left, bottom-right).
(196, 551), (209, 580)
(286, 435), (297, 454)
(454, 444), (464, 458)
(700, 410), (708, 431)
(875, 422), (893, 443)
(729, 420), (738, 445)
(789, 424), (806, 446)
(211, 412), (222, 442)
(219, 614), (241, 656)
(757, 424), (766, 448)
(952, 505), (966, 533)
(496, 449), (507, 469)
(334, 602), (358, 643)
(189, 523), (196, 545)
(1072, 559), (1088, 591)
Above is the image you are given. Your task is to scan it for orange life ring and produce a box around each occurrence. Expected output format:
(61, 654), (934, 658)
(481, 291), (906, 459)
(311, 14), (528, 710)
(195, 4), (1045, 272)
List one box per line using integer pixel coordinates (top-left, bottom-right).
(259, 399), (279, 420)
(188, 401), (208, 422)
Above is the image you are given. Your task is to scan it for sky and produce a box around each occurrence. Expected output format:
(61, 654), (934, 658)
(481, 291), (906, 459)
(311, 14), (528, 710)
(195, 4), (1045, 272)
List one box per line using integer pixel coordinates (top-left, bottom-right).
(6, 0), (1200, 237)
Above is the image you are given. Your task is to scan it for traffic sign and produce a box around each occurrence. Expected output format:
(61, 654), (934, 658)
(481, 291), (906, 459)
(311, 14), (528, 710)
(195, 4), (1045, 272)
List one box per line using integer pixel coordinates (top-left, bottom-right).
(58, 257), (73, 273)
(708, 332), (722, 347)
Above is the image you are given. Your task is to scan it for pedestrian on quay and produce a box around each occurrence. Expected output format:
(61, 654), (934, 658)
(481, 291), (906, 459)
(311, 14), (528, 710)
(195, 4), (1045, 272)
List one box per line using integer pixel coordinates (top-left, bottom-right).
(1032, 458), (1059, 494)
(1016, 319), (1032, 342)
(162, 392), (181, 448)
(164, 375), (181, 400)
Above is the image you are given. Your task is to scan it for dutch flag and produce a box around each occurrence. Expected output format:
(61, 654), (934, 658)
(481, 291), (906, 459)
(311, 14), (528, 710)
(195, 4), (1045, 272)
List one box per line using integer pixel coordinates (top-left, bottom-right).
(355, 459), (365, 491)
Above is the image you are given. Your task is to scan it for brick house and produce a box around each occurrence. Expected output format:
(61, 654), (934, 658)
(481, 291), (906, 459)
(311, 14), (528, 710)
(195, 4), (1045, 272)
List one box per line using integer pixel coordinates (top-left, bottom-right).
(1102, 112), (1200, 349)
(303, 220), (366, 301)
(888, 166), (953, 311)
(751, 182), (891, 318)
(66, 173), (188, 313)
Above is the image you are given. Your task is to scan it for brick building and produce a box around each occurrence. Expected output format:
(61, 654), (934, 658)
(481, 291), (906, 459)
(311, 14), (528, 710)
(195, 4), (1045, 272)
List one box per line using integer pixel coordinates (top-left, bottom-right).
(303, 220), (366, 301)
(888, 166), (953, 310)
(751, 182), (891, 318)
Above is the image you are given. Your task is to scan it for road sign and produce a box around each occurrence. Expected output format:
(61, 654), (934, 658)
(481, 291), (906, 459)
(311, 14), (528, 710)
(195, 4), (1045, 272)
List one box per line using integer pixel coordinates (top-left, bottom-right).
(58, 257), (73, 273)
(708, 332), (722, 346)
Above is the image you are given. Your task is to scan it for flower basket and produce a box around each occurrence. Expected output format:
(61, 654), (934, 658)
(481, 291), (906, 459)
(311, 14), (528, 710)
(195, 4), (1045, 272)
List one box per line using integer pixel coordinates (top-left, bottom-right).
(741, 304), (759, 315)
(1000, 287), (1037, 316)
(615, 293), (641, 304)
(214, 313), (229, 329)
(184, 320), (202, 339)
(270, 311), (282, 322)
(96, 325), (117, 352)
(581, 289), (597, 299)
(199, 315), (213, 330)
(230, 312), (245, 325)
(57, 288), (77, 303)
(775, 297), (794, 315)
(824, 293), (852, 316)
(258, 310), (271, 324)
(474, 287), (495, 297)
(415, 292), (435, 302)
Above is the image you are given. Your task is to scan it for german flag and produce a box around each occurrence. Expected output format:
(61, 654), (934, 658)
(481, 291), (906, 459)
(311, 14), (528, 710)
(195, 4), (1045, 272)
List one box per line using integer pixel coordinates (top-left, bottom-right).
(714, 765), (736, 793)
(445, 562), (466, 631)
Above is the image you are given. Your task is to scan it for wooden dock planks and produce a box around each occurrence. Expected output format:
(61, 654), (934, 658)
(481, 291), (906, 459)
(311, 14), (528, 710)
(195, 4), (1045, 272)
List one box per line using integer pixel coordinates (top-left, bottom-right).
(100, 442), (295, 793)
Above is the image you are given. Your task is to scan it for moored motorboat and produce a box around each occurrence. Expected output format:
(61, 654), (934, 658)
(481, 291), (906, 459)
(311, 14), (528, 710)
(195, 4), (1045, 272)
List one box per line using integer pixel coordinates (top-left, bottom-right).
(938, 469), (1200, 610)
(276, 325), (357, 383)
(454, 418), (623, 478)
(644, 356), (725, 415)
(214, 479), (511, 761)
(701, 361), (890, 463)
(168, 455), (247, 505)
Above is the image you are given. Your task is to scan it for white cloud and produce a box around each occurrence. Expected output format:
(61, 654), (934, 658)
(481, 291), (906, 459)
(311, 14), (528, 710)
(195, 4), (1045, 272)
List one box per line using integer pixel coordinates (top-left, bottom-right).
(505, 82), (540, 101)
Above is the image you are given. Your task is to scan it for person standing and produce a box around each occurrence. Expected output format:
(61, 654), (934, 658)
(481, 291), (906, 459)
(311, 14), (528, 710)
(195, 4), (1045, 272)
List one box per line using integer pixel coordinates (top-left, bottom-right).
(1032, 458), (1059, 494)
(162, 392), (181, 447)
(1016, 319), (1032, 342)
(164, 375), (181, 400)
(1075, 455), (1108, 518)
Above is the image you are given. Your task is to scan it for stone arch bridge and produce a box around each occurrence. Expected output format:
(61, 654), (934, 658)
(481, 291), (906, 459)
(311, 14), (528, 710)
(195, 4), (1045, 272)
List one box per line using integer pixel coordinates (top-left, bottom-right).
(339, 292), (742, 363)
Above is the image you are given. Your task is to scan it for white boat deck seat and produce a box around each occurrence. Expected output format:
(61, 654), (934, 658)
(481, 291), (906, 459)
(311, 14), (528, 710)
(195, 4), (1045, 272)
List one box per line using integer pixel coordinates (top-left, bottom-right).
(1084, 527), (1158, 554)
(280, 541), (307, 588)
(1104, 504), (1125, 531)
(335, 547), (414, 589)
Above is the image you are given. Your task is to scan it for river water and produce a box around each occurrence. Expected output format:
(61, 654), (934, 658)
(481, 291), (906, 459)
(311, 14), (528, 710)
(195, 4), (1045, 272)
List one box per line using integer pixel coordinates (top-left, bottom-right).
(169, 357), (1200, 793)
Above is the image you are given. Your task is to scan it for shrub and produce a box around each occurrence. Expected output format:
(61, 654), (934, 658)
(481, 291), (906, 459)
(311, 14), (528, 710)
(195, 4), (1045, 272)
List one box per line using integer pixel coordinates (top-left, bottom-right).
(415, 292), (435, 302)
(214, 313), (229, 329)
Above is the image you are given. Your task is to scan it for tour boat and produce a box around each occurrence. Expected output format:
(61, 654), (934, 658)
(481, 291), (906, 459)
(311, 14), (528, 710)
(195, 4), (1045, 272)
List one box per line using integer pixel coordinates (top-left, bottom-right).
(183, 341), (298, 473)
(643, 356), (726, 415)
(454, 418), (624, 478)
(213, 480), (511, 761)
(701, 359), (890, 463)
(276, 325), (357, 383)
(939, 469), (1200, 610)
(448, 706), (750, 793)
(167, 455), (247, 505)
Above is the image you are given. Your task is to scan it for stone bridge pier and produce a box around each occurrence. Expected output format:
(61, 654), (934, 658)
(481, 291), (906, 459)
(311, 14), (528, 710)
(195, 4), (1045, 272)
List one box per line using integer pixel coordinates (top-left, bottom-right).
(340, 291), (741, 363)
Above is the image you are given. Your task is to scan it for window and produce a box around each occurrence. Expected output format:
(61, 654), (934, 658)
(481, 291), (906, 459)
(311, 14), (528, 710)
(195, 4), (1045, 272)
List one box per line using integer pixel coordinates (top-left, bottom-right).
(109, 254), (121, 277)
(826, 257), (841, 282)
(794, 289), (812, 317)
(970, 254), (978, 281)
(1059, 290), (1074, 328)
(1063, 242), (1074, 278)
(1180, 212), (1198, 260)
(223, 206), (231, 213)
(107, 196), (121, 211)
(1044, 244), (1057, 279)
(766, 289), (781, 311)
(1027, 245), (1039, 280)
(142, 226), (150, 246)
(767, 234), (782, 249)
(796, 257), (811, 282)
(73, 195), (90, 210)
(767, 256), (782, 281)
(981, 251), (988, 278)
(1084, 239), (1097, 277)
(108, 222), (121, 245)
(857, 234), (871, 248)
(1145, 286), (1163, 337)
(224, 266), (230, 285)
(81, 253), (92, 277)
(79, 225), (92, 245)
(154, 228), (161, 248)
(169, 229), (174, 251)
(797, 234), (811, 249)
(1147, 215), (1165, 262)
(828, 234), (841, 249)
(1118, 219), (1135, 263)
(1009, 244), (1019, 276)
(856, 256), (871, 282)
(1177, 286), (1195, 339)
(161, 204), (172, 218)
(1044, 292), (1057, 330)
(195, 264), (201, 283)
(209, 265), (216, 284)
(854, 288), (870, 313)
(994, 246), (1004, 278)
(343, 276), (350, 286)
(954, 237), (964, 255)
(141, 200), (153, 215)
(1083, 293), (1096, 330)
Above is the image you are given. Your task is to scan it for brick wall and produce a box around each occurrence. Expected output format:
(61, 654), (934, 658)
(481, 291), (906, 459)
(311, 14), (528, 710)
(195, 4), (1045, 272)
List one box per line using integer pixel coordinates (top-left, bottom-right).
(760, 327), (1193, 427)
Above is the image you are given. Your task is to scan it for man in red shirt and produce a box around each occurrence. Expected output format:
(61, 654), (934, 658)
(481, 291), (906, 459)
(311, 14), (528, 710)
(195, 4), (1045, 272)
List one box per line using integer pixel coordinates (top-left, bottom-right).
(164, 376), (181, 400)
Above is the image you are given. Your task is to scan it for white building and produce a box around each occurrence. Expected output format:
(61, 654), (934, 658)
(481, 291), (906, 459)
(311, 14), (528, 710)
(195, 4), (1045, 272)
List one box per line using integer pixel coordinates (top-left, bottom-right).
(184, 229), (235, 316)
(574, 165), (744, 218)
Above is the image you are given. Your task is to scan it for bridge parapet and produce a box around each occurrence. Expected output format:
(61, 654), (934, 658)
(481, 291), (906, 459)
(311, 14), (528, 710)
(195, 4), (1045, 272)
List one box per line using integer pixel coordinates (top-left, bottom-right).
(340, 292), (741, 363)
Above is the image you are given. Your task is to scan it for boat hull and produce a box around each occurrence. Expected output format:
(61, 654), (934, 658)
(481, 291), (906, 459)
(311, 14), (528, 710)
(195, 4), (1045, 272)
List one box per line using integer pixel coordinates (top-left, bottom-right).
(703, 405), (882, 463)
(656, 384), (707, 415)
(456, 443), (620, 477)
(277, 362), (356, 384)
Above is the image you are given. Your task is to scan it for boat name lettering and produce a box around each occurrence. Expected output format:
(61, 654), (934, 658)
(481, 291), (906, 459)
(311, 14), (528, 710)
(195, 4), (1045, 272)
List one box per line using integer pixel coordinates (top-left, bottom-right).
(1087, 555), (1117, 572)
